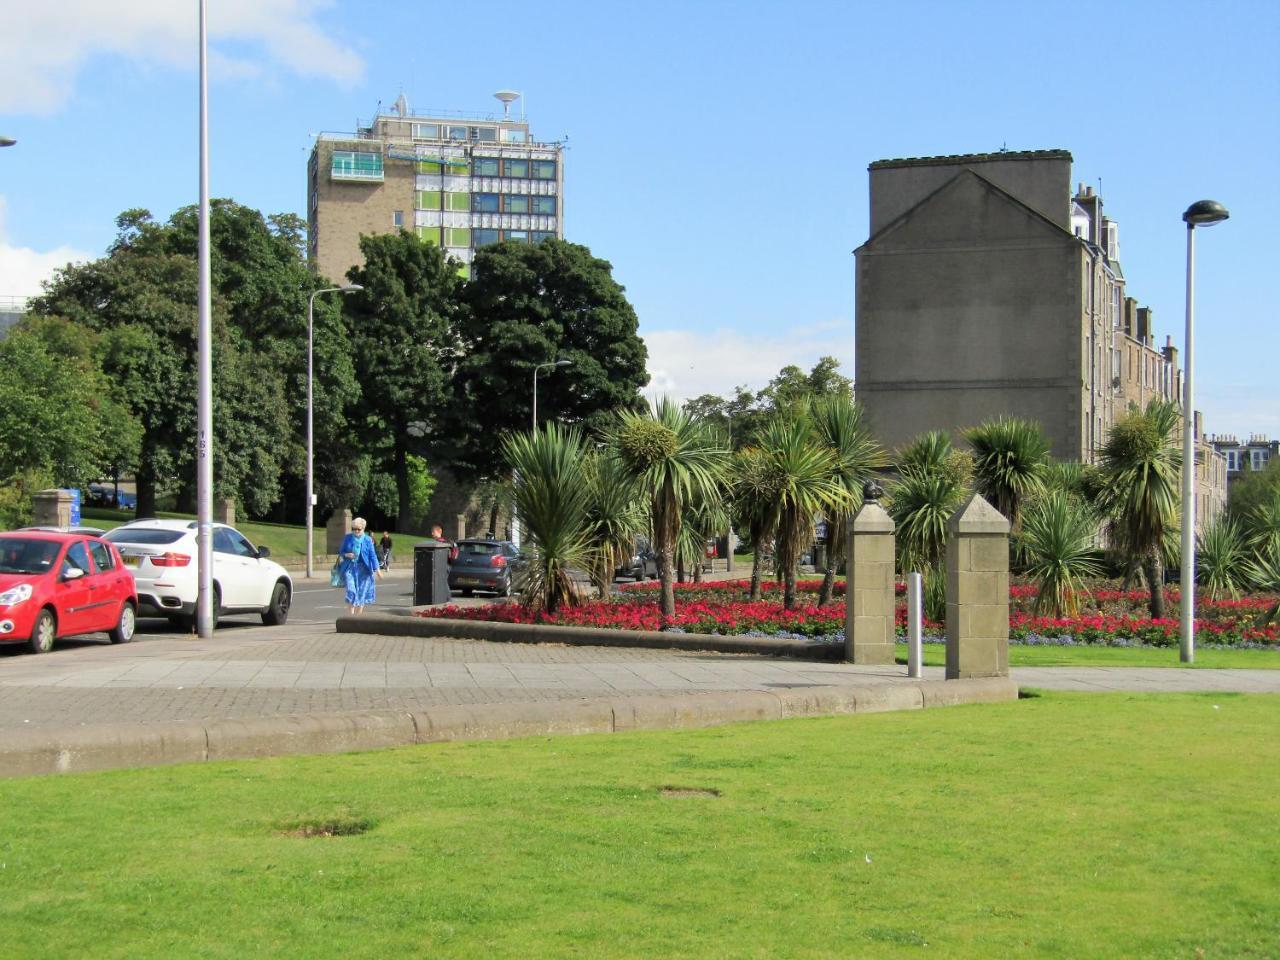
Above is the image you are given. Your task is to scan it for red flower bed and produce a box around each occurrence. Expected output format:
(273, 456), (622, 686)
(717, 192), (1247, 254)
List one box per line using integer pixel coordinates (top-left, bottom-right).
(418, 578), (1279, 648)
(419, 596), (848, 636)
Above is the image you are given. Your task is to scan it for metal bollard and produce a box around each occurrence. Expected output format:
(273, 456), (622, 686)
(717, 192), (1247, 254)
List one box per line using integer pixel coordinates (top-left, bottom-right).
(907, 571), (923, 679)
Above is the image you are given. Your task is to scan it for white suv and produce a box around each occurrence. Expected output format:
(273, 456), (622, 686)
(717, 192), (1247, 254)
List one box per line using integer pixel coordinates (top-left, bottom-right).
(104, 519), (292, 628)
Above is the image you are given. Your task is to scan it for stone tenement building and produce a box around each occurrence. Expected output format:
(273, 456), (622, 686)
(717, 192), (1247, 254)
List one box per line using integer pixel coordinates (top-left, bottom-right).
(308, 91), (564, 284)
(854, 148), (1226, 525)
(1207, 433), (1277, 493)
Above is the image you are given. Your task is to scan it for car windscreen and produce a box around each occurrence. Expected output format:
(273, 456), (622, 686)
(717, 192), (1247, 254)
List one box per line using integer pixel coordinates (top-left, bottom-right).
(0, 537), (62, 574)
(103, 529), (186, 546)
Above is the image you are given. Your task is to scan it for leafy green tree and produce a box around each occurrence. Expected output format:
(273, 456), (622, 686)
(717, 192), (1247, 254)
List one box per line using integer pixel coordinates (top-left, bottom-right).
(1098, 400), (1183, 618)
(811, 394), (887, 605)
(608, 399), (729, 617)
(1226, 457), (1280, 530)
(343, 231), (461, 528)
(755, 411), (851, 611)
(452, 239), (649, 482)
(31, 204), (355, 519)
(502, 423), (592, 614)
(1019, 490), (1105, 616)
(0, 468), (55, 531)
(965, 416), (1050, 528)
(684, 358), (854, 451)
(0, 329), (126, 485)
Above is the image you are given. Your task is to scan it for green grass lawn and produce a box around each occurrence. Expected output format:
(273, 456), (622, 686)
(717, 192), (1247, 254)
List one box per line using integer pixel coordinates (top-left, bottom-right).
(82, 506), (311, 558)
(1, 692), (1276, 958)
(898, 641), (1280, 670)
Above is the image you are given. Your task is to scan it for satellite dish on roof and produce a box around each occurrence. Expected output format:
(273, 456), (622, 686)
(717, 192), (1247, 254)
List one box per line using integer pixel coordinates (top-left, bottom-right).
(393, 92), (409, 118)
(494, 90), (520, 120)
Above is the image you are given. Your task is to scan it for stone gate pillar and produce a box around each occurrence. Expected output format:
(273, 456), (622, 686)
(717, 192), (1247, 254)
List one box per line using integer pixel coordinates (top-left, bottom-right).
(945, 494), (1011, 679)
(844, 484), (896, 665)
(32, 490), (73, 529)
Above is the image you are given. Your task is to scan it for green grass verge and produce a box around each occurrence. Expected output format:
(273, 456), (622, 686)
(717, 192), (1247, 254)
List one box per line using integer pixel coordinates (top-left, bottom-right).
(1, 692), (1276, 958)
(81, 507), (310, 558)
(897, 641), (1280, 669)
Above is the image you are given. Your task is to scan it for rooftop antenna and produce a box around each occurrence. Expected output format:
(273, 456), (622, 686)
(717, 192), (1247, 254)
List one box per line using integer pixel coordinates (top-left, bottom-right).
(494, 90), (520, 121)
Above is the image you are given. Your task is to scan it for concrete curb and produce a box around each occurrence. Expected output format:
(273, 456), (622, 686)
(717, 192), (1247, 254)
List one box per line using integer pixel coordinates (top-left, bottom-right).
(337, 613), (845, 660)
(0, 678), (1018, 779)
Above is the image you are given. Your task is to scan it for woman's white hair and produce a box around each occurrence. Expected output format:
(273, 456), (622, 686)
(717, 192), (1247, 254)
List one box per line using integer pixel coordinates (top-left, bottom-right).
(351, 517), (367, 530)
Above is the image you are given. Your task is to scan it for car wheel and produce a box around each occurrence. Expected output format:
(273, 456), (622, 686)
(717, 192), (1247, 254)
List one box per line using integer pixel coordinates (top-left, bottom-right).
(461, 588), (473, 597)
(29, 609), (56, 654)
(109, 601), (136, 644)
(177, 589), (220, 632)
(261, 581), (291, 626)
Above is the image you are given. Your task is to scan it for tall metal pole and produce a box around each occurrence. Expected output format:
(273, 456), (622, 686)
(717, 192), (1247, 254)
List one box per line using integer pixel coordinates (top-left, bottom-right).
(306, 293), (316, 581)
(1180, 223), (1197, 664)
(195, 0), (214, 637)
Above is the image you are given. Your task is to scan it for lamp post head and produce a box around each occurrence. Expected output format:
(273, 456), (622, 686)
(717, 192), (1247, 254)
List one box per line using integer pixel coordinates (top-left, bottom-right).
(340, 284), (363, 293)
(554, 359), (572, 368)
(0, 137), (15, 148)
(1183, 200), (1229, 227)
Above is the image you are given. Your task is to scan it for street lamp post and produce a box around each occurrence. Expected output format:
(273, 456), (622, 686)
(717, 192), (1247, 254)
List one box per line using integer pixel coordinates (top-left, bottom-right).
(532, 359), (572, 431)
(195, 0), (214, 637)
(306, 284), (362, 579)
(1180, 199), (1230, 664)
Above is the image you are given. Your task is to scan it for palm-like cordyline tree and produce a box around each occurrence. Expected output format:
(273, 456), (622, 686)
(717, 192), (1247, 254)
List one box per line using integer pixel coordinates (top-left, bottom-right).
(1019, 490), (1104, 616)
(675, 485), (731, 585)
(755, 412), (851, 610)
(581, 451), (646, 599)
(607, 398), (729, 618)
(1098, 399), (1182, 619)
(1243, 490), (1280, 563)
(1196, 514), (1249, 601)
(965, 416), (1050, 529)
(502, 423), (592, 614)
(889, 431), (972, 574)
(811, 394), (887, 606)
(888, 431), (972, 622)
(731, 445), (782, 601)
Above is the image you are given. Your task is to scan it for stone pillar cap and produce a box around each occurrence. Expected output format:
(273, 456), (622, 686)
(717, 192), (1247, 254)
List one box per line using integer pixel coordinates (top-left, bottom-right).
(852, 499), (895, 533)
(947, 493), (1010, 535)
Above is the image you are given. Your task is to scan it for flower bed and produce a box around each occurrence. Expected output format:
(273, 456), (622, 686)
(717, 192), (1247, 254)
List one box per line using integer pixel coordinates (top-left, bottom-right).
(417, 579), (1279, 649)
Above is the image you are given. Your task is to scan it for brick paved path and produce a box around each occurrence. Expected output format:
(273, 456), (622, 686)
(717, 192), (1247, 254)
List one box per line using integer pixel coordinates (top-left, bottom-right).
(0, 623), (1275, 733)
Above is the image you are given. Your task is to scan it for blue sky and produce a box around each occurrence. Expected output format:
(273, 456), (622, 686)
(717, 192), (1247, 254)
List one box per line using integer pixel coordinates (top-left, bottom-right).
(1, 0), (1277, 440)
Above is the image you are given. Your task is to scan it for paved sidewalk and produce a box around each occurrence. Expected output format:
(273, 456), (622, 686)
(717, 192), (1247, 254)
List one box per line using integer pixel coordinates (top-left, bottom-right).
(1, 625), (1275, 733)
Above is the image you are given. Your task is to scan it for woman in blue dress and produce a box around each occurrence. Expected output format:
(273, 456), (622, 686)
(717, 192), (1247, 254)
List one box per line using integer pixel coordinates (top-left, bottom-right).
(339, 517), (382, 614)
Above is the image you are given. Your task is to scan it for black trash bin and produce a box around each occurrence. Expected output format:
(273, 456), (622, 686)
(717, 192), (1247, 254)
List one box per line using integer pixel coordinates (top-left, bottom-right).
(413, 541), (452, 605)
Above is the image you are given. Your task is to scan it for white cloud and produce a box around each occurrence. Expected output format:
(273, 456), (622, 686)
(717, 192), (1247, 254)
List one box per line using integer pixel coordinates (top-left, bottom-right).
(0, 197), (93, 299)
(641, 319), (854, 404)
(0, 0), (362, 114)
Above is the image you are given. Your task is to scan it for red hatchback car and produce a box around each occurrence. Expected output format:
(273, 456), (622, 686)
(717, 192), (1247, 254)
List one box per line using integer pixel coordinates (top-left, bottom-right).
(0, 531), (138, 654)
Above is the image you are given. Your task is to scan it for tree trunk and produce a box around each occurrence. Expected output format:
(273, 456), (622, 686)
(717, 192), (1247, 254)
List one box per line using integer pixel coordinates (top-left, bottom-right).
(1143, 553), (1165, 619)
(677, 558), (686, 583)
(783, 560), (797, 611)
(749, 551), (763, 601)
(135, 462), (158, 519)
(656, 488), (677, 619)
(394, 444), (411, 532)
